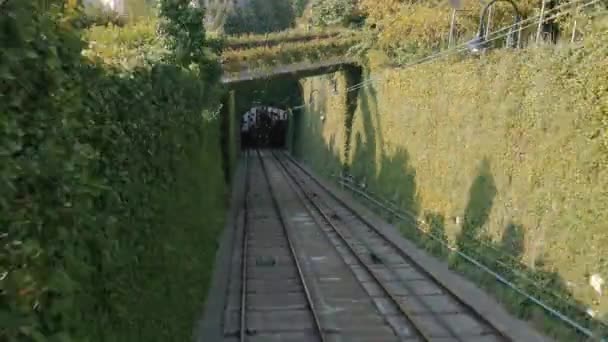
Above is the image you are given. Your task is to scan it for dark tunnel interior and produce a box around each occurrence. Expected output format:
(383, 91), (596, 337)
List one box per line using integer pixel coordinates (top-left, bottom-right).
(240, 106), (288, 149)
(230, 77), (304, 150)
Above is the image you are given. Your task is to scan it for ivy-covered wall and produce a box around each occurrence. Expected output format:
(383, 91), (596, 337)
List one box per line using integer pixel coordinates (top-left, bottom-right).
(293, 27), (608, 340)
(1, 1), (228, 341)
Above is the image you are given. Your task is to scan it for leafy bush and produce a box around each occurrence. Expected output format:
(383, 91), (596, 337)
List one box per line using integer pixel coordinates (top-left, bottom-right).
(74, 6), (129, 28)
(83, 19), (168, 68)
(310, 0), (364, 27)
(223, 0), (296, 34)
(1, 1), (225, 341)
(70, 0), (157, 26)
(358, 0), (546, 64)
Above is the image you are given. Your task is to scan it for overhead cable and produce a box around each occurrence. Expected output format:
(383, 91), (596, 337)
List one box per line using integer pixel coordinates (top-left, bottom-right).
(346, 0), (601, 92)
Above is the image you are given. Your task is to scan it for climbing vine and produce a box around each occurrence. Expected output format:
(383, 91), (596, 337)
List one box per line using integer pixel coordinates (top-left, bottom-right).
(1, 0), (225, 341)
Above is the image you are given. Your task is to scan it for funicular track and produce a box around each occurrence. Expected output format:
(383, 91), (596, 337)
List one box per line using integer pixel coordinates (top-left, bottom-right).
(223, 149), (523, 342)
(224, 150), (324, 342)
(271, 150), (511, 342)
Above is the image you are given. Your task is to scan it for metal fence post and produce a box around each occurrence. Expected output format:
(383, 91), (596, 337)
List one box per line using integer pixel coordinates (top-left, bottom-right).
(536, 0), (546, 44)
(448, 9), (457, 47)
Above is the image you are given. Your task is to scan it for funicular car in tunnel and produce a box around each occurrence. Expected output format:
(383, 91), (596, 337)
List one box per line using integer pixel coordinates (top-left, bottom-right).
(241, 106), (288, 149)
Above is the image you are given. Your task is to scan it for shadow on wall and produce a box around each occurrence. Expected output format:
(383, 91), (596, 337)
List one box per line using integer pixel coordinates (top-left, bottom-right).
(343, 65), (362, 170)
(220, 90), (238, 184)
(292, 76), (338, 172)
(449, 160), (607, 340)
(347, 69), (385, 177)
(456, 158), (497, 252)
(290, 72), (608, 341)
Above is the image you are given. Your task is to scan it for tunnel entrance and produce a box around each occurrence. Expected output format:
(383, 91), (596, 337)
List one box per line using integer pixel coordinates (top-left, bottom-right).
(241, 106), (288, 149)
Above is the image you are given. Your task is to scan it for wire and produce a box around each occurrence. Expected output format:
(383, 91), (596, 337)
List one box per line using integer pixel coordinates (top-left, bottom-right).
(289, 0), (602, 110)
(346, 0), (591, 91)
(348, 0), (601, 92)
(334, 176), (604, 340)
(333, 0), (605, 321)
(345, 0), (601, 93)
(335, 173), (605, 317)
(285, 0), (607, 337)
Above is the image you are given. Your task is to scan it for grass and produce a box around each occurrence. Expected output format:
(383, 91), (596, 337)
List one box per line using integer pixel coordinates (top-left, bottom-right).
(223, 27), (351, 49)
(221, 34), (359, 74)
(291, 40), (608, 340)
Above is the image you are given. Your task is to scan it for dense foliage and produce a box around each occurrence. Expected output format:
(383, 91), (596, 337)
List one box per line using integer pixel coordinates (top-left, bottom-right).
(223, 0), (296, 34)
(84, 19), (167, 68)
(68, 0), (157, 27)
(294, 17), (608, 339)
(356, 0), (602, 64)
(1, 0), (226, 341)
(74, 7), (129, 28)
(224, 27), (348, 49)
(221, 33), (359, 73)
(310, 0), (364, 27)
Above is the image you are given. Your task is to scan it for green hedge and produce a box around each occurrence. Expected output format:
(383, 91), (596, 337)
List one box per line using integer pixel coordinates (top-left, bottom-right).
(83, 19), (168, 68)
(294, 23), (608, 339)
(1, 2), (226, 341)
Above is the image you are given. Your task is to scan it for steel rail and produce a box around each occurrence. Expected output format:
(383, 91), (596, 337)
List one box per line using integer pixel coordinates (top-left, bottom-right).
(279, 151), (513, 341)
(268, 150), (419, 340)
(255, 149), (326, 342)
(271, 150), (440, 341)
(296, 176), (469, 340)
(239, 150), (250, 342)
(334, 173), (591, 314)
(332, 174), (604, 340)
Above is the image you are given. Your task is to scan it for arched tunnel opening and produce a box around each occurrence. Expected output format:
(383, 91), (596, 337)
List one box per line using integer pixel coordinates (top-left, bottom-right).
(240, 106), (289, 149)
(228, 77), (304, 151)
(219, 66), (361, 184)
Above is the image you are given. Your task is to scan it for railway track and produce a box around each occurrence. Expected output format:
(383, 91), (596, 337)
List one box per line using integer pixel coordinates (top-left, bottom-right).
(223, 149), (517, 341)
(224, 150), (324, 341)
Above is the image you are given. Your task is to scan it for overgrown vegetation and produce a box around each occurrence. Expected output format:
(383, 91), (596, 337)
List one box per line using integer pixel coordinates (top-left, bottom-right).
(310, 0), (365, 27)
(292, 15), (608, 339)
(69, 0), (157, 28)
(224, 27), (349, 49)
(221, 34), (359, 73)
(84, 19), (167, 68)
(1, 1), (227, 340)
(357, 0), (600, 64)
(217, 0), (361, 71)
(223, 0), (296, 34)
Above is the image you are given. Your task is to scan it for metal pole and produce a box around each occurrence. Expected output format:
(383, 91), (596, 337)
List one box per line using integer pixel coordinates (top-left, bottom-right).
(517, 21), (523, 48)
(536, 0), (546, 44)
(448, 9), (457, 47)
(571, 20), (577, 42)
(571, 5), (579, 43)
(485, 6), (493, 38)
